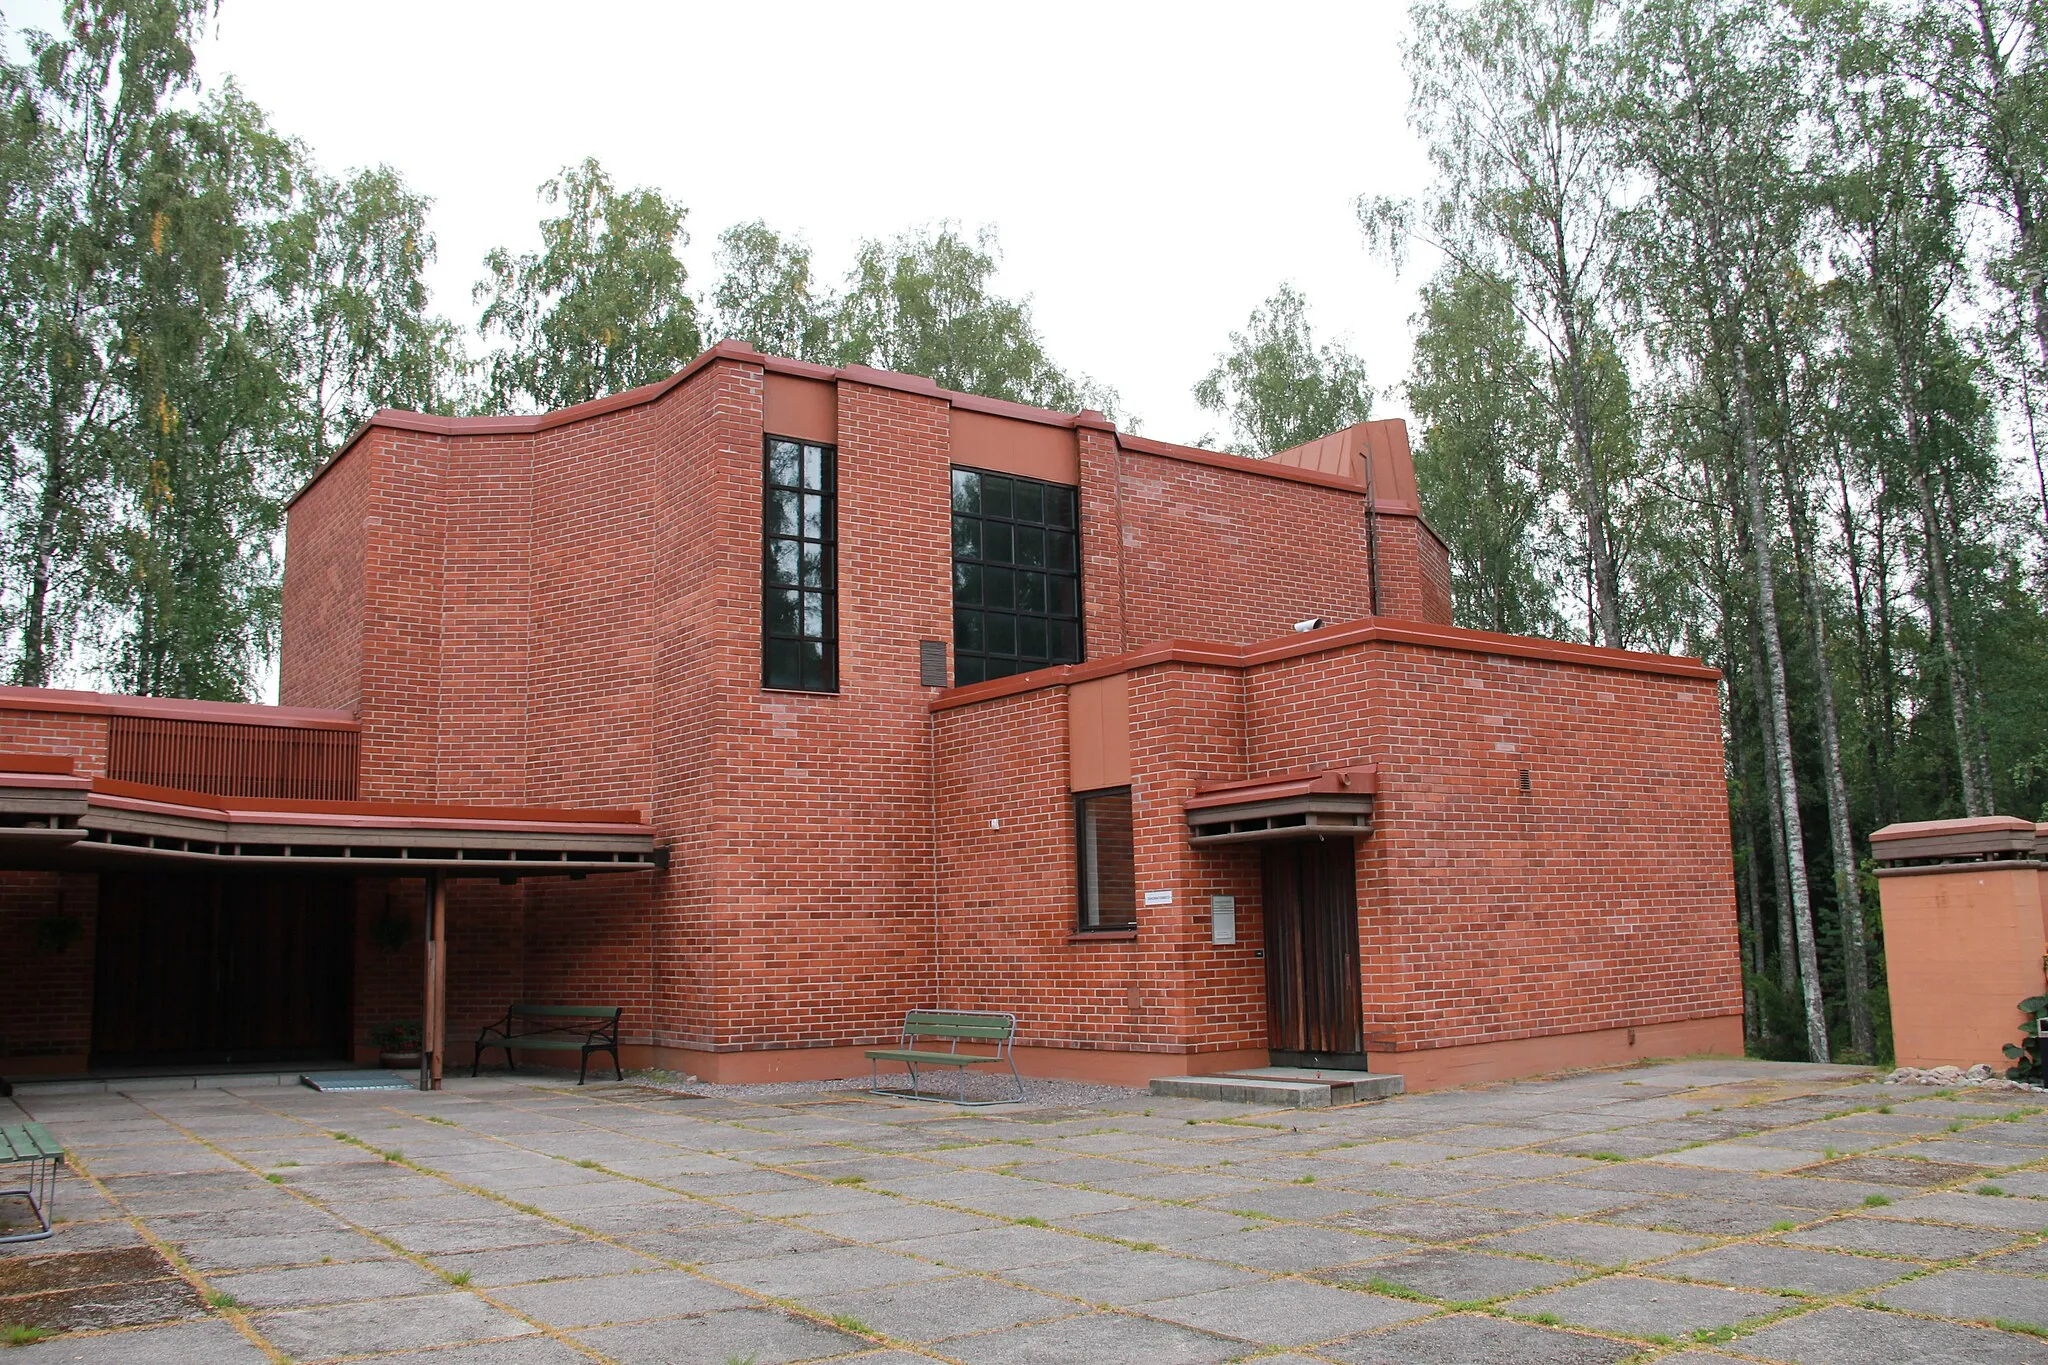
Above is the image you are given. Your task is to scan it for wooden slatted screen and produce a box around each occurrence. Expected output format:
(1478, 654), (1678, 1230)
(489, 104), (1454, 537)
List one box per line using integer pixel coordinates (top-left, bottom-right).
(106, 716), (359, 801)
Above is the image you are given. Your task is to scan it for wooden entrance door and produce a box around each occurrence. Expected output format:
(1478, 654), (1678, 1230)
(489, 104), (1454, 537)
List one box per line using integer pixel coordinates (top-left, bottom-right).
(1261, 839), (1366, 1068)
(92, 873), (354, 1067)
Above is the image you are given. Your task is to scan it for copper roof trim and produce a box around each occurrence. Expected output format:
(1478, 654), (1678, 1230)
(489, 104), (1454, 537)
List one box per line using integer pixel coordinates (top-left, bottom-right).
(85, 776), (647, 833)
(0, 753), (79, 777)
(1869, 815), (2040, 864)
(1185, 764), (1379, 812)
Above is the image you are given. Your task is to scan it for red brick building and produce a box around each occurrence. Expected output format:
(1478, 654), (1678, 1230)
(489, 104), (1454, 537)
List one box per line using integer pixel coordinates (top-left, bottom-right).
(0, 341), (1743, 1089)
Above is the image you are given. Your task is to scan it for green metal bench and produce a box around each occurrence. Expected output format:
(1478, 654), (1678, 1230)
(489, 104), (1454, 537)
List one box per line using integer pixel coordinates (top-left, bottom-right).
(472, 1004), (623, 1084)
(865, 1010), (1023, 1105)
(0, 1122), (64, 1243)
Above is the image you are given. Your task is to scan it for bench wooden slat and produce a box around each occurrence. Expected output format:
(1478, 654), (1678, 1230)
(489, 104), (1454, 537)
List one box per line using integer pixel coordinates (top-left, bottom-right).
(497, 1037), (590, 1049)
(507, 1004), (621, 1019)
(0, 1125), (61, 1163)
(864, 1049), (996, 1066)
(903, 1012), (1015, 1039)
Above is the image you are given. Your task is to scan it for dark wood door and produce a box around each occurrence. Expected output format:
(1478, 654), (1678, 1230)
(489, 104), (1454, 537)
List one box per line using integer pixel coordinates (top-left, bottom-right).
(1262, 839), (1366, 1068)
(93, 873), (353, 1067)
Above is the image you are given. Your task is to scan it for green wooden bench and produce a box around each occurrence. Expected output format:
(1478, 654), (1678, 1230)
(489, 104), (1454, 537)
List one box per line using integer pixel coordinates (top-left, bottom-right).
(472, 1004), (623, 1084)
(0, 1122), (64, 1243)
(865, 1010), (1024, 1105)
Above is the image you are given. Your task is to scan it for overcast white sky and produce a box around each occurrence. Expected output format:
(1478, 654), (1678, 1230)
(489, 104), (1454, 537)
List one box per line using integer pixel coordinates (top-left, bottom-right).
(27, 1), (1439, 445)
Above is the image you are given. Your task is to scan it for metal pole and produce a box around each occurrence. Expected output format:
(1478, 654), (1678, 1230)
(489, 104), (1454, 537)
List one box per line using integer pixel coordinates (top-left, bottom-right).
(420, 871), (447, 1092)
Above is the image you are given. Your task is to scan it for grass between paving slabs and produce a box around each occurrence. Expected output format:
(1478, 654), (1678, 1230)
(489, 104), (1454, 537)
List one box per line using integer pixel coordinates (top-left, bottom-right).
(34, 1067), (2048, 1361)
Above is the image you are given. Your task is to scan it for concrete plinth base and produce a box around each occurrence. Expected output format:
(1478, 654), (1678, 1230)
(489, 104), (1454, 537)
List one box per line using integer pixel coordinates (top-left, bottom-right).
(1149, 1068), (1403, 1108)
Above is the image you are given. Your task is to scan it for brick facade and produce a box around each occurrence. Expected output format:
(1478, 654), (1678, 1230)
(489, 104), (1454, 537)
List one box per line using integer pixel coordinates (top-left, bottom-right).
(1, 340), (1741, 1089)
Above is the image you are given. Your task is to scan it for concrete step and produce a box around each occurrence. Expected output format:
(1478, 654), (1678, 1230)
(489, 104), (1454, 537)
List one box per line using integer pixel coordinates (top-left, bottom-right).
(1148, 1069), (1403, 1108)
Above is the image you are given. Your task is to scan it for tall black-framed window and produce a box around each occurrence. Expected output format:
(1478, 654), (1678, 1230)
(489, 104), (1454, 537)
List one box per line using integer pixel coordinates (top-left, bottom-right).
(951, 467), (1081, 685)
(1075, 786), (1136, 932)
(763, 436), (837, 692)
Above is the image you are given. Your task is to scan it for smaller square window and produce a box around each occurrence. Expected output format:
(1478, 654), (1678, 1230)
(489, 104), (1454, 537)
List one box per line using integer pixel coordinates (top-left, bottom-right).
(1076, 787), (1136, 932)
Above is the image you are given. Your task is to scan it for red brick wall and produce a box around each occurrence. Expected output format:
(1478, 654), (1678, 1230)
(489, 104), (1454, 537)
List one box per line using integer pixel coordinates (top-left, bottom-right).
(1242, 640), (1742, 1053)
(934, 634), (1739, 1064)
(0, 873), (95, 1069)
(0, 709), (108, 773)
(1089, 445), (1454, 647)
(280, 441), (371, 712)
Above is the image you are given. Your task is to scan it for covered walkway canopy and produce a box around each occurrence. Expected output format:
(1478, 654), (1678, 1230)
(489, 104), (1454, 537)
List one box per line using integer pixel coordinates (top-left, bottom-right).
(0, 753), (661, 1090)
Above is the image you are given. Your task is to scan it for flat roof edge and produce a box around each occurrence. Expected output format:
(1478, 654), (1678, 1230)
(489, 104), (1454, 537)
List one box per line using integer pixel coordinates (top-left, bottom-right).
(0, 685), (359, 731)
(930, 617), (1720, 712)
(287, 341), (1114, 511)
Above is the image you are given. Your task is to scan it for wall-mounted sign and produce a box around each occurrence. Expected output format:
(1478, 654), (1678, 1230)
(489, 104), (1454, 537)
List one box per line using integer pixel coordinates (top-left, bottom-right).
(1210, 895), (1237, 945)
(1143, 889), (1174, 907)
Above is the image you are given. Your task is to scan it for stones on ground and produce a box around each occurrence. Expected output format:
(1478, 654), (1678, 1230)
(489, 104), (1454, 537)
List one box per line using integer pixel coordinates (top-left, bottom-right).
(1473, 1221), (1707, 1266)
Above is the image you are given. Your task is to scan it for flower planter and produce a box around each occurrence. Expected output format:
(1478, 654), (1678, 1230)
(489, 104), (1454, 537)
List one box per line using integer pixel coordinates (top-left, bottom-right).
(379, 1051), (421, 1070)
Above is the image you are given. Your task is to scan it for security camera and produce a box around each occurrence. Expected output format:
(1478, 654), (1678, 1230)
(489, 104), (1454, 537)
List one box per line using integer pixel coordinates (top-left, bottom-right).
(1293, 617), (1324, 633)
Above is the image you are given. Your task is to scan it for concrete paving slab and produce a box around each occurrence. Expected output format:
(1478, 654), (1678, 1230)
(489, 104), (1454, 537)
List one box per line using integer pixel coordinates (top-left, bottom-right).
(253, 1289), (539, 1358)
(1475, 1221), (1707, 1266)
(626, 1219), (843, 1265)
(806, 1273), (1076, 1342)
(1778, 1216), (2022, 1260)
(1000, 1249), (1262, 1304)
(1505, 1274), (1783, 1338)
(210, 1257), (448, 1308)
(1323, 1246), (1581, 1302)
(1868, 1192), (2048, 1231)
(1735, 1303), (2039, 1363)
(427, 1238), (665, 1287)
(1598, 1196), (1820, 1236)
(1173, 1223), (1407, 1272)
(1877, 1267), (2048, 1328)
(1659, 1243), (1912, 1295)
(1142, 1276), (1432, 1345)
(575, 1305), (866, 1365)
(491, 1269), (751, 1326)
(1338, 1201), (1544, 1242)
(12, 1318), (274, 1363)
(941, 1308), (1243, 1364)
(880, 1222), (1101, 1272)
(1657, 1142), (1832, 1172)
(1322, 1311), (1642, 1364)
(712, 1243), (950, 1296)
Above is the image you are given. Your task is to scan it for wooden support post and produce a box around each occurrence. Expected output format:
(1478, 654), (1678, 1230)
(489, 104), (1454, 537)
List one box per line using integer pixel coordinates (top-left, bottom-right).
(420, 871), (447, 1092)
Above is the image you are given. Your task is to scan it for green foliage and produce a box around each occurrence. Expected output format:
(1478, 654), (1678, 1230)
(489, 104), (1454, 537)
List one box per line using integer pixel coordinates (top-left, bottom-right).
(475, 157), (699, 413)
(367, 1020), (420, 1051)
(1407, 266), (1565, 636)
(711, 220), (832, 363)
(834, 224), (1112, 413)
(2004, 994), (2047, 1083)
(0, 1), (455, 698)
(1193, 283), (1369, 455)
(707, 220), (1113, 415)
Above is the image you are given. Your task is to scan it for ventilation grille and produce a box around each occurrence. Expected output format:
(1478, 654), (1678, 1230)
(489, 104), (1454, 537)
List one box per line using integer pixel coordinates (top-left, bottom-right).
(919, 639), (950, 688)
